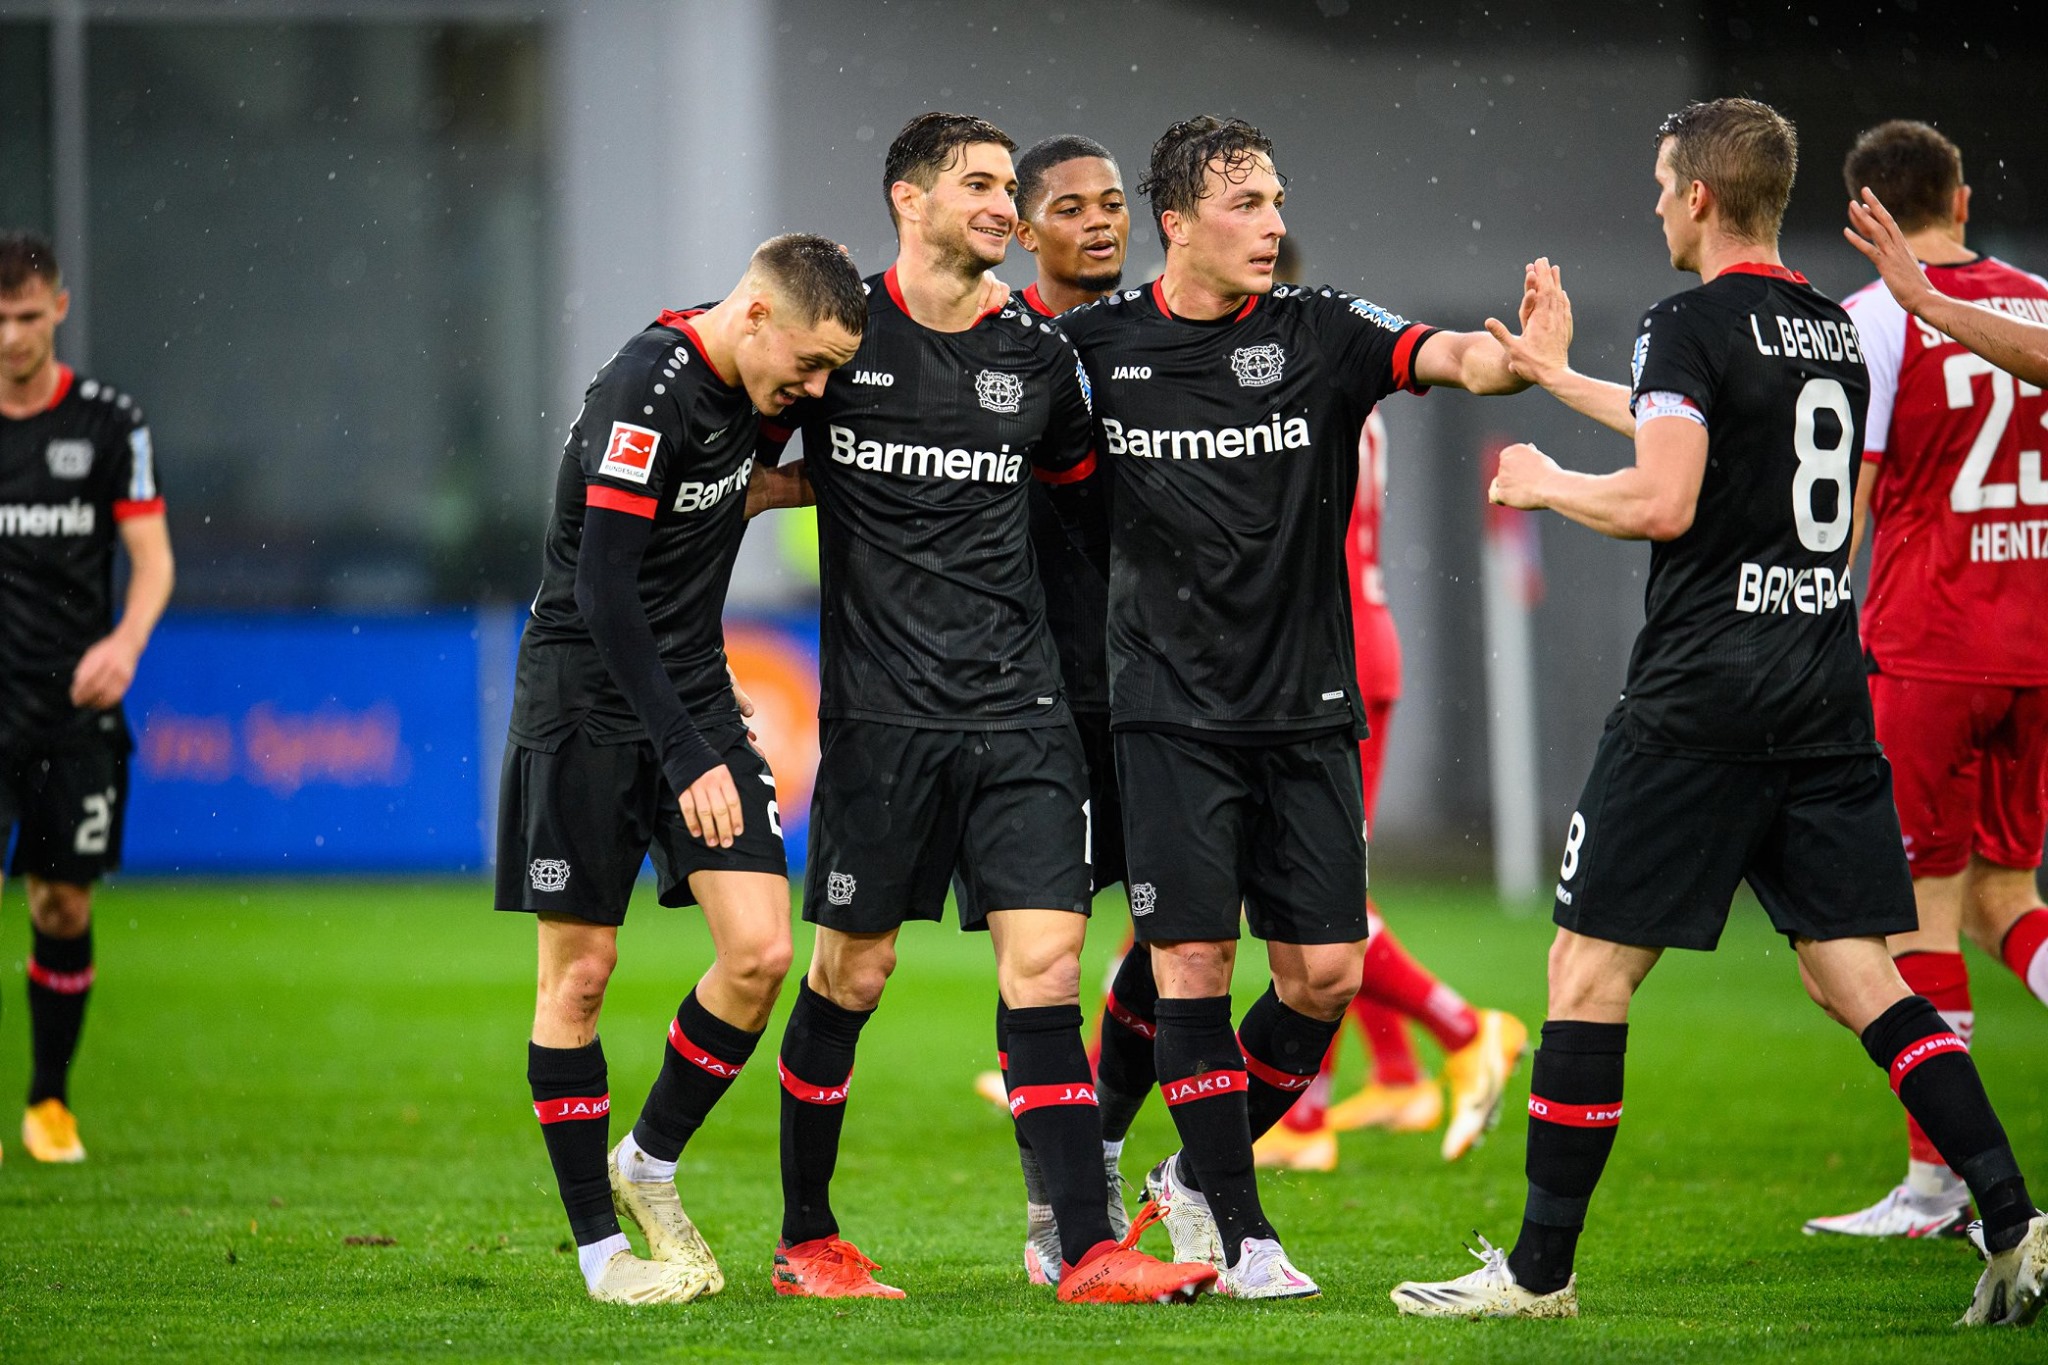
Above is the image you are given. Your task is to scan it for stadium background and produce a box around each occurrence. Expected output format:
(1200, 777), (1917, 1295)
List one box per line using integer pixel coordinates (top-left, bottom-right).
(4, 0), (2044, 879)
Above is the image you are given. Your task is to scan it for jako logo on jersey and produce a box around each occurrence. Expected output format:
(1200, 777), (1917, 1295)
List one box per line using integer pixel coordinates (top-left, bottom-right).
(1230, 343), (1285, 387)
(529, 859), (571, 892)
(599, 421), (661, 485)
(1734, 562), (1854, 615)
(674, 454), (756, 514)
(1346, 298), (1410, 333)
(827, 425), (1026, 482)
(45, 439), (92, 479)
(852, 370), (895, 386)
(975, 370), (1025, 413)
(1110, 365), (1152, 380)
(1101, 414), (1311, 460)
(827, 870), (856, 906)
(0, 500), (95, 537)
(1129, 882), (1157, 916)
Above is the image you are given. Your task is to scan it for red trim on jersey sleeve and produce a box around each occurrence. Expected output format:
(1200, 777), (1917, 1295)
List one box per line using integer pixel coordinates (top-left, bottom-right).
(113, 497), (166, 521)
(1034, 449), (1097, 485)
(585, 484), (659, 519)
(1859, 447), (1886, 469)
(1391, 324), (1434, 394)
(42, 363), (75, 412)
(1720, 262), (1809, 284)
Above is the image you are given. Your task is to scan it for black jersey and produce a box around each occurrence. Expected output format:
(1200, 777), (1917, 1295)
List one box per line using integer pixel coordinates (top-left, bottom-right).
(778, 268), (1096, 729)
(0, 366), (161, 748)
(1017, 282), (1111, 713)
(1619, 263), (1876, 759)
(511, 311), (760, 749)
(1059, 280), (1438, 736)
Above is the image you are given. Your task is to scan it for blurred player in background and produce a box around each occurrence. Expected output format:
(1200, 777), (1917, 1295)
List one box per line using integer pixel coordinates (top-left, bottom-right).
(0, 232), (173, 1167)
(497, 234), (863, 1305)
(1395, 98), (2047, 1326)
(1803, 120), (2048, 1240)
(1258, 237), (1528, 1174)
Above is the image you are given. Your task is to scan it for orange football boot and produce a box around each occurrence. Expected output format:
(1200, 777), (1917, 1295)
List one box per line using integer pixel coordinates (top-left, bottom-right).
(1055, 1202), (1218, 1304)
(771, 1235), (906, 1298)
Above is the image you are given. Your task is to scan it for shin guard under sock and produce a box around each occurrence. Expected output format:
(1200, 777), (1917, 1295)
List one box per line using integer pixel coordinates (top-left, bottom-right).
(1862, 995), (2034, 1253)
(632, 988), (761, 1162)
(527, 1038), (621, 1247)
(1155, 995), (1272, 1264)
(777, 980), (872, 1246)
(27, 927), (94, 1107)
(1006, 1003), (1115, 1265)
(1507, 1021), (1627, 1295)
(1237, 984), (1343, 1142)
(1095, 948), (1159, 1143)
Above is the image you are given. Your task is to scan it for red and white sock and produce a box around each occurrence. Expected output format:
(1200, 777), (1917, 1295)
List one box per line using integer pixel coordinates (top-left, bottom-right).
(1358, 915), (1479, 1053)
(1895, 952), (1972, 1174)
(2001, 909), (2048, 1007)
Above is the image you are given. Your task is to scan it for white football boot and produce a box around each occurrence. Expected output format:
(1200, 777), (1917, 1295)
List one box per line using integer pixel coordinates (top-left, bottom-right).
(1803, 1181), (1973, 1239)
(1217, 1236), (1320, 1300)
(586, 1248), (710, 1305)
(1961, 1212), (2048, 1327)
(1142, 1153), (1225, 1269)
(1390, 1235), (1579, 1319)
(608, 1142), (724, 1298)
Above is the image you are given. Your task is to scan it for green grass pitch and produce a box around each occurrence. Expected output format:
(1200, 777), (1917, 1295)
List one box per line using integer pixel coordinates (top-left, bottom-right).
(0, 878), (2041, 1362)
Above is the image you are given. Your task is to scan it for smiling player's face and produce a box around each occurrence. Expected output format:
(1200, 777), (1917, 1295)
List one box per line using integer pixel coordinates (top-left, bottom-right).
(1178, 153), (1286, 300)
(919, 142), (1019, 277)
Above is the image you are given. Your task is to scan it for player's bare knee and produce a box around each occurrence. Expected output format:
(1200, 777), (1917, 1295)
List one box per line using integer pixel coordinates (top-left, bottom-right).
(810, 943), (893, 1012)
(1150, 939), (1232, 997)
(724, 932), (794, 1002)
(25, 880), (92, 938)
(999, 949), (1082, 1009)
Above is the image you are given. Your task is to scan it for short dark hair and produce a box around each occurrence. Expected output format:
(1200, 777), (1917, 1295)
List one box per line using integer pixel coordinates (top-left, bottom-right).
(1014, 134), (1118, 220)
(1656, 99), (1798, 243)
(0, 231), (61, 293)
(749, 233), (866, 336)
(1137, 115), (1277, 251)
(883, 111), (1015, 227)
(1843, 120), (1964, 234)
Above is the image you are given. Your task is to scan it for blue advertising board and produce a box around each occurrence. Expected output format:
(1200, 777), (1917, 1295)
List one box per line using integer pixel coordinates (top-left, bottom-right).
(121, 610), (822, 876)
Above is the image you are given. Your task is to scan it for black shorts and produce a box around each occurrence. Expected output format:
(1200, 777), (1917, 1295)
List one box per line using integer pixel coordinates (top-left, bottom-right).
(1, 716), (131, 885)
(1075, 710), (1127, 893)
(1552, 725), (1918, 951)
(494, 721), (785, 926)
(803, 718), (1091, 933)
(1116, 727), (1368, 946)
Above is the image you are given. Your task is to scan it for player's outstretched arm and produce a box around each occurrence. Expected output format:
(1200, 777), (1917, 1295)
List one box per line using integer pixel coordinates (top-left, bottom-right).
(1846, 188), (2048, 386)
(1487, 416), (1707, 542)
(71, 511), (174, 710)
(1414, 256), (1572, 395)
(1483, 261), (1636, 437)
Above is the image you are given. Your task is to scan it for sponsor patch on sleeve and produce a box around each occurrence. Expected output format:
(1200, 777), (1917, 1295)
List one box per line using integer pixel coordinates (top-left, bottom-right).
(599, 421), (661, 485)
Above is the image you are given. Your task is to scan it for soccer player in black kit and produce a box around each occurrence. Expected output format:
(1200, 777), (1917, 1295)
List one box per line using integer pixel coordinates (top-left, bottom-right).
(1057, 116), (1570, 1298)
(497, 234), (864, 1306)
(1392, 99), (2047, 1325)
(754, 113), (1214, 1305)
(0, 233), (174, 1167)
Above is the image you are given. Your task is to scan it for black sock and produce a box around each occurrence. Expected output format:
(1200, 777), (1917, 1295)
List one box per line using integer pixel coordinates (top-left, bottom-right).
(998, 998), (1053, 1205)
(527, 1038), (620, 1246)
(27, 927), (94, 1107)
(1507, 1020), (1627, 1295)
(1237, 984), (1343, 1141)
(1155, 995), (1271, 1265)
(631, 989), (761, 1162)
(1862, 995), (2035, 1252)
(777, 980), (872, 1246)
(1006, 1003), (1116, 1267)
(1096, 949), (1158, 1143)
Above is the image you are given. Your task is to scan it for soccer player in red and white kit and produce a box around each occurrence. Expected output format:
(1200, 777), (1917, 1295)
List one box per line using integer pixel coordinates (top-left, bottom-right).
(0, 232), (174, 1166)
(1257, 401), (1528, 1172)
(1804, 121), (2048, 1240)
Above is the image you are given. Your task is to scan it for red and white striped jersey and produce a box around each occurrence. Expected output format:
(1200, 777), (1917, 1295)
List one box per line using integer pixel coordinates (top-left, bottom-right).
(1346, 409), (1401, 702)
(1847, 256), (2048, 685)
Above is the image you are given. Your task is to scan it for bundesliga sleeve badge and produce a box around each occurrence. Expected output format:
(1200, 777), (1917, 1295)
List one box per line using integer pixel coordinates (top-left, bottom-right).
(599, 421), (662, 484)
